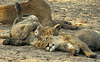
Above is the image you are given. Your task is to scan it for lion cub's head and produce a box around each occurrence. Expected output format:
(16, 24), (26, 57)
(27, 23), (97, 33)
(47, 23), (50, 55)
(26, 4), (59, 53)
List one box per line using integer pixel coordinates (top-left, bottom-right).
(34, 24), (61, 37)
(33, 24), (61, 51)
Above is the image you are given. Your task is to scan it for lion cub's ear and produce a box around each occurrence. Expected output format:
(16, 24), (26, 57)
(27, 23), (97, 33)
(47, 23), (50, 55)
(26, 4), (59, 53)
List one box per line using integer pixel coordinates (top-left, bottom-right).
(53, 24), (61, 31)
(36, 26), (42, 30)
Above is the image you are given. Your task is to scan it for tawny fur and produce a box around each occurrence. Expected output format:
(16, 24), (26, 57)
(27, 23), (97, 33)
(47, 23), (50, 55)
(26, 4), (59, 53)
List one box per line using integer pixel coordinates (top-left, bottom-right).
(0, 0), (78, 30)
(0, 0), (51, 24)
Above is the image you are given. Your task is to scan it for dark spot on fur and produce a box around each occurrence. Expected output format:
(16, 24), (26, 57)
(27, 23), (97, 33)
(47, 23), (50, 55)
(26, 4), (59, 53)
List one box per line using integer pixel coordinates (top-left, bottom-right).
(64, 44), (68, 48)
(46, 43), (49, 47)
(21, 26), (25, 30)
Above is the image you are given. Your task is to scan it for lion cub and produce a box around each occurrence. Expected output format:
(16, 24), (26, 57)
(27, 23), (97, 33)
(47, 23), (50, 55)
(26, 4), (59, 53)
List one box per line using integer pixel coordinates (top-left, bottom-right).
(2, 24), (60, 47)
(0, 2), (42, 40)
(34, 25), (97, 58)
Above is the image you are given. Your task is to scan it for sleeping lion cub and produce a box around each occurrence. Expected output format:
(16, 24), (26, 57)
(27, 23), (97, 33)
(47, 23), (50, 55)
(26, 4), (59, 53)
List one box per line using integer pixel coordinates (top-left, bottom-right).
(34, 25), (97, 58)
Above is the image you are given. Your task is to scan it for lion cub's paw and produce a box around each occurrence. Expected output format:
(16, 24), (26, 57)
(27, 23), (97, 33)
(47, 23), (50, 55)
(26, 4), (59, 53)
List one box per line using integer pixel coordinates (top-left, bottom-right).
(87, 53), (97, 58)
(70, 49), (80, 56)
(3, 39), (10, 45)
(73, 50), (80, 56)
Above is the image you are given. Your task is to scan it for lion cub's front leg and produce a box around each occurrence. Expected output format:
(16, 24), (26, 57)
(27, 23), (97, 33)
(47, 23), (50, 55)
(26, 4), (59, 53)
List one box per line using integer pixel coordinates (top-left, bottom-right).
(69, 35), (97, 58)
(60, 34), (97, 58)
(77, 41), (97, 58)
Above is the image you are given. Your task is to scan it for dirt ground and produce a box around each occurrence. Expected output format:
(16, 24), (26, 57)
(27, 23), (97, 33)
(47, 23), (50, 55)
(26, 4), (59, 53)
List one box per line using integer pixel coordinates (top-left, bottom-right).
(0, 0), (100, 62)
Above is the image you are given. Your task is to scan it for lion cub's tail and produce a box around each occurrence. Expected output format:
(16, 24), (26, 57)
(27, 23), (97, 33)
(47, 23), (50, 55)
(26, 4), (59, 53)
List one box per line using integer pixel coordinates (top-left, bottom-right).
(15, 2), (23, 20)
(13, 2), (23, 25)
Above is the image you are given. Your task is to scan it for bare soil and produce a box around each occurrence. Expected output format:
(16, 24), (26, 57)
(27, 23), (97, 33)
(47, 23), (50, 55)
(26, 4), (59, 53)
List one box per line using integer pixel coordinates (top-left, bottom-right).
(0, 0), (100, 62)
